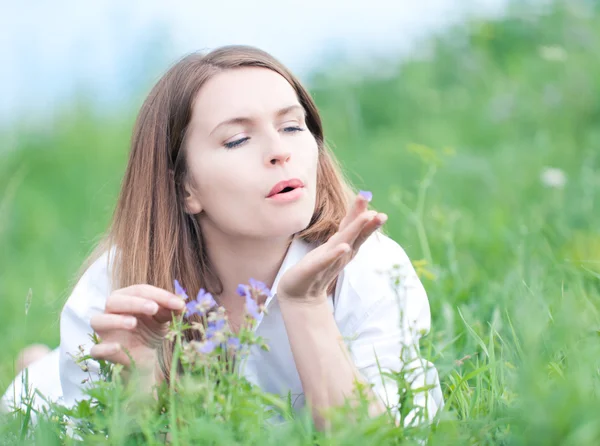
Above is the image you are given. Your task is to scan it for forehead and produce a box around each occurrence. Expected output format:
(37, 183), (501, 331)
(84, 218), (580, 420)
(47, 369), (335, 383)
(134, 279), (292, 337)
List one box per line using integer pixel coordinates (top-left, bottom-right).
(191, 67), (300, 130)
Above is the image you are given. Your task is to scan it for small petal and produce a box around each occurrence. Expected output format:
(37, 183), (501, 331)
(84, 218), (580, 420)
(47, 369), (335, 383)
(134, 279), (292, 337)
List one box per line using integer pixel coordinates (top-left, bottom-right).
(227, 337), (241, 350)
(196, 340), (216, 354)
(174, 279), (189, 300)
(205, 319), (226, 340)
(237, 284), (249, 297)
(249, 278), (271, 297)
(245, 294), (262, 321)
(207, 319), (226, 332)
(185, 301), (199, 317)
(359, 190), (373, 202)
(198, 289), (217, 308)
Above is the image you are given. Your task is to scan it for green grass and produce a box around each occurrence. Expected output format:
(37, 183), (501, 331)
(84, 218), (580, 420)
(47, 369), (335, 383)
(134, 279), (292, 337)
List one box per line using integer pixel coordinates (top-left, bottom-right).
(1, 1), (600, 444)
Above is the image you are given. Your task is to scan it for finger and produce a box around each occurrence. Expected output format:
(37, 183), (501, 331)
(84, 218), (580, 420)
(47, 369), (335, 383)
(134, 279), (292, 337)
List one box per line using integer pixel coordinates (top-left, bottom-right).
(105, 294), (161, 316)
(120, 284), (186, 311)
(91, 314), (137, 332)
(153, 306), (182, 325)
(90, 342), (131, 367)
(353, 212), (388, 250)
(106, 293), (184, 316)
(333, 210), (378, 247)
(339, 191), (371, 231)
(300, 242), (352, 280)
(319, 213), (387, 283)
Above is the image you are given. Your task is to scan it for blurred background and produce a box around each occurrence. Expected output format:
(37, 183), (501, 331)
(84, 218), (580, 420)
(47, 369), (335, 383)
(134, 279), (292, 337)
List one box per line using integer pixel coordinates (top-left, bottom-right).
(2, 0), (600, 442)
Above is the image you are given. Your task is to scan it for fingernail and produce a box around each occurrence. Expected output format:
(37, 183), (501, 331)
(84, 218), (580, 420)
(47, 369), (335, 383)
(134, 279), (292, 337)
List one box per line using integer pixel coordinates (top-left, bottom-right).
(359, 190), (372, 202)
(170, 298), (185, 310)
(124, 317), (136, 328)
(144, 302), (159, 314)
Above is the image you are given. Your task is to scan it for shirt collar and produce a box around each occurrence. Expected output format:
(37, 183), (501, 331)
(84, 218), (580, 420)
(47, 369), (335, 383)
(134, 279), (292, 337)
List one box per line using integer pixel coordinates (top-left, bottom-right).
(265, 236), (314, 308)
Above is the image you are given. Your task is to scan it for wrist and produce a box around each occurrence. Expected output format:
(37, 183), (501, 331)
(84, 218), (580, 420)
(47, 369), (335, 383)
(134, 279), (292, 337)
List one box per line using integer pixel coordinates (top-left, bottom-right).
(277, 295), (336, 333)
(119, 352), (162, 390)
(277, 291), (329, 309)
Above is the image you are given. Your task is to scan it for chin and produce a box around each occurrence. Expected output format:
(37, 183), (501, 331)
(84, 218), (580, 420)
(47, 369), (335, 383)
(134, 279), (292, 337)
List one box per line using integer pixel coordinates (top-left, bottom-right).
(269, 212), (314, 238)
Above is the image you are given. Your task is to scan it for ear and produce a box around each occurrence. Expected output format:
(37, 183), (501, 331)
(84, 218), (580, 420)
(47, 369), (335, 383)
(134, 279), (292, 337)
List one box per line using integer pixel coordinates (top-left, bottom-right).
(170, 169), (203, 215)
(182, 179), (203, 215)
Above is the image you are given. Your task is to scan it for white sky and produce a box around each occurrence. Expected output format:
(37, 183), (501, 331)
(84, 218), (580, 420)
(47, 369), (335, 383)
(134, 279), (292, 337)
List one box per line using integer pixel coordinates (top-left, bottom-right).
(0, 0), (506, 124)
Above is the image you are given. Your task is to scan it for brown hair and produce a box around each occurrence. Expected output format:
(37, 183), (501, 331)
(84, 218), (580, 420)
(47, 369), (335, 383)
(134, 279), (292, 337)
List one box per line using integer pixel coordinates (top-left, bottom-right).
(83, 45), (355, 380)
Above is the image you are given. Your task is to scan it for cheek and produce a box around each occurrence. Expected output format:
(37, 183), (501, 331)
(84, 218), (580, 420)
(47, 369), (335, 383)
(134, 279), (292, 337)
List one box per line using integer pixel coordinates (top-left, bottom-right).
(190, 153), (260, 219)
(306, 141), (319, 187)
(294, 133), (319, 177)
(198, 166), (252, 203)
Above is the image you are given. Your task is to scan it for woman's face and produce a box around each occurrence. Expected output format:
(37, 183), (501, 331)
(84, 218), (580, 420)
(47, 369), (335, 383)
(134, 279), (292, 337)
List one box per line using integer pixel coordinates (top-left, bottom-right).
(182, 67), (319, 240)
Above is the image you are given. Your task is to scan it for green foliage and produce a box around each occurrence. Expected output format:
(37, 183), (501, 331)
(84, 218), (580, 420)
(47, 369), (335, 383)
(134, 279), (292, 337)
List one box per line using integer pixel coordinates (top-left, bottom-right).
(2, 0), (600, 443)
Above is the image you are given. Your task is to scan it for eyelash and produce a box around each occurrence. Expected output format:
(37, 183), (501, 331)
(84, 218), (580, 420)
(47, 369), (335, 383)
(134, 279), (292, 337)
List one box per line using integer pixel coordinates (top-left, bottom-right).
(223, 126), (305, 149)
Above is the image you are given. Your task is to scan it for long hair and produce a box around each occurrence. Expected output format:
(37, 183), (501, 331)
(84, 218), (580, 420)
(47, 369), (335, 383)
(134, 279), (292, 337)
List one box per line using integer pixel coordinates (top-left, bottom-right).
(81, 45), (355, 380)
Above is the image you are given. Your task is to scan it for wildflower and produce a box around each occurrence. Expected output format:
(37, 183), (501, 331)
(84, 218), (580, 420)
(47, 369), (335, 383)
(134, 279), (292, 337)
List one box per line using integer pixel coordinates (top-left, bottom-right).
(249, 278), (271, 298)
(540, 167), (567, 189)
(185, 288), (217, 317)
(359, 190), (373, 202)
(245, 294), (262, 320)
(237, 285), (262, 320)
(236, 284), (248, 298)
(227, 337), (241, 350)
(173, 279), (188, 300)
(196, 340), (216, 354)
(237, 278), (271, 321)
(205, 319), (226, 340)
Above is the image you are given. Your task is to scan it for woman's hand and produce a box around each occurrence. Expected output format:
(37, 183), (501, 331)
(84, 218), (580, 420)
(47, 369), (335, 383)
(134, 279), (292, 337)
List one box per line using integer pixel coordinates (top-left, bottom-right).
(277, 191), (387, 304)
(89, 284), (185, 378)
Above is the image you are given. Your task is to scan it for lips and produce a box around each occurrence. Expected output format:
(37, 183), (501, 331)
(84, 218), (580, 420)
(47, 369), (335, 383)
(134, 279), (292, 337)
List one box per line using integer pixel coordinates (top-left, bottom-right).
(267, 178), (304, 197)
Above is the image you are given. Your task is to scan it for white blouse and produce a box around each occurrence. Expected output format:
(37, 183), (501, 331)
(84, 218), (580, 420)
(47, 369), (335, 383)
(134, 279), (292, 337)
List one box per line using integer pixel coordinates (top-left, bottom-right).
(3, 232), (443, 423)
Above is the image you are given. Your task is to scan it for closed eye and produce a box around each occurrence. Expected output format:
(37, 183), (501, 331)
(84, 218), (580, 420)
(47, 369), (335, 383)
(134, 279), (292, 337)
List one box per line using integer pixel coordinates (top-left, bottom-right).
(224, 137), (250, 149)
(282, 126), (305, 133)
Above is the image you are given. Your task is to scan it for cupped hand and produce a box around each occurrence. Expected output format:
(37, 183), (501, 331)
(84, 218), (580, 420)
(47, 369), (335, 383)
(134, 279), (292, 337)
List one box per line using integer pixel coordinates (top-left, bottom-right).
(277, 191), (387, 304)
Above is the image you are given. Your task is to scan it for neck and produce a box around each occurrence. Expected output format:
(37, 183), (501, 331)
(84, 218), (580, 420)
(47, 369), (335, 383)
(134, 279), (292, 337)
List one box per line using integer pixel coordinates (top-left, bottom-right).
(200, 221), (293, 308)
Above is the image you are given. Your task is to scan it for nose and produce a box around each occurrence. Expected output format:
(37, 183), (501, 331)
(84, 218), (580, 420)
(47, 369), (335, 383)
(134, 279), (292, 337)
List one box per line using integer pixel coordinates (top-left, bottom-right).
(269, 151), (291, 166)
(264, 135), (291, 166)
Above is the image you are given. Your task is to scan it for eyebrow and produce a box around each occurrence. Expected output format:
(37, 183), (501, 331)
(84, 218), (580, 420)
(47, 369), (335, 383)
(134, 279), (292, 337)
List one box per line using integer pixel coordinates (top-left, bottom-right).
(209, 104), (305, 136)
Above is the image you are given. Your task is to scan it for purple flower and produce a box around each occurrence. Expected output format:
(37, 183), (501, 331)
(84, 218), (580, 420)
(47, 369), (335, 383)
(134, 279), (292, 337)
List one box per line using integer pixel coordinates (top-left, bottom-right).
(185, 288), (217, 317)
(245, 293), (262, 321)
(227, 337), (241, 350)
(249, 278), (271, 298)
(359, 190), (373, 202)
(205, 319), (226, 339)
(236, 284), (249, 298)
(196, 340), (216, 354)
(238, 278), (269, 321)
(174, 279), (189, 300)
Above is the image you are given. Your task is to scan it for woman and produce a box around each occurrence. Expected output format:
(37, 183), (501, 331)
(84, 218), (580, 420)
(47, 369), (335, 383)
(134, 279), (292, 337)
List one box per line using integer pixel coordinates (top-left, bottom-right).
(3, 45), (443, 428)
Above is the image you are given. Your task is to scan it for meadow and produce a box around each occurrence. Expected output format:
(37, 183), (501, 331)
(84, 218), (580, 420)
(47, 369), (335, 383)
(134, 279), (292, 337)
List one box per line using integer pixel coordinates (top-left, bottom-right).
(1, 1), (599, 444)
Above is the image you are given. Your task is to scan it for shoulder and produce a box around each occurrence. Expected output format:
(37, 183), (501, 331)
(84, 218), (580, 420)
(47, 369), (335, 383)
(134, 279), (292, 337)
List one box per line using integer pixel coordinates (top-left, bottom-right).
(348, 231), (412, 272)
(334, 231), (430, 333)
(343, 231), (421, 302)
(63, 246), (117, 317)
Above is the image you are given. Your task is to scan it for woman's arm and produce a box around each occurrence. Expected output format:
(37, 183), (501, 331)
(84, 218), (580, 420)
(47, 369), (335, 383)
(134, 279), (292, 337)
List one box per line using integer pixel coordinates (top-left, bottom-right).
(278, 298), (385, 429)
(276, 192), (443, 428)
